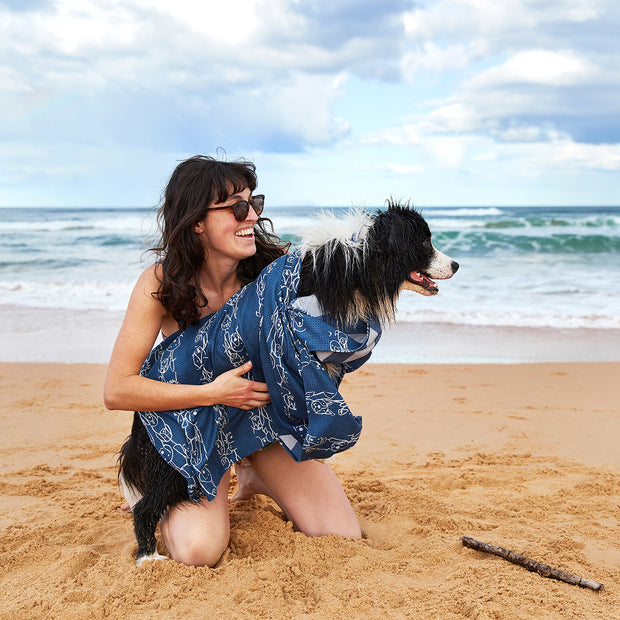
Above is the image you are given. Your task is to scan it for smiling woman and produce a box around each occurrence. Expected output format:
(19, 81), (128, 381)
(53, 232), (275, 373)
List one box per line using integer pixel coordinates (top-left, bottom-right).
(147, 157), (282, 329)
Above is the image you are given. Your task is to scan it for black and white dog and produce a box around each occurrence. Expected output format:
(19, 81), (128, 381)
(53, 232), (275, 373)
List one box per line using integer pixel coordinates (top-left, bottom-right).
(119, 202), (458, 565)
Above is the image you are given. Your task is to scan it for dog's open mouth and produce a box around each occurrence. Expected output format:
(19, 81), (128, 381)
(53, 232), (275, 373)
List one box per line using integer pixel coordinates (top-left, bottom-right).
(405, 271), (439, 295)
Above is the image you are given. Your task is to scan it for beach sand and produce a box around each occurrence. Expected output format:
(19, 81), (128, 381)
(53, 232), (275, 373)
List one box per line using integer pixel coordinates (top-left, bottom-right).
(1, 361), (618, 619)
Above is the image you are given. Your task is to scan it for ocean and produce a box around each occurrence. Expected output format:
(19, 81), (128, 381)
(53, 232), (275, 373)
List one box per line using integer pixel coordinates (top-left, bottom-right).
(1, 205), (619, 363)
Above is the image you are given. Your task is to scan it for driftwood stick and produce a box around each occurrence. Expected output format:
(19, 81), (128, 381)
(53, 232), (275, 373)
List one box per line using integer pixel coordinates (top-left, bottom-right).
(461, 537), (604, 591)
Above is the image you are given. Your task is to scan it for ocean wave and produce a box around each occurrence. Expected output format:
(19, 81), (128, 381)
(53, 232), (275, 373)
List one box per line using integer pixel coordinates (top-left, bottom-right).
(487, 215), (620, 230)
(395, 308), (620, 330)
(72, 233), (144, 247)
(429, 215), (620, 233)
(422, 207), (504, 217)
(0, 279), (135, 312)
(0, 257), (88, 271)
(434, 230), (620, 255)
(0, 221), (95, 232)
(0, 212), (155, 235)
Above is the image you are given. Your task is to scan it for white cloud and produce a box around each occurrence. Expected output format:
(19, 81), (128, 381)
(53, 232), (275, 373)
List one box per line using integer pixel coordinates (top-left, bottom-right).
(422, 135), (468, 168)
(381, 163), (425, 175)
(394, 0), (620, 155)
(402, 39), (490, 75)
(468, 49), (597, 88)
(450, 134), (620, 173)
(361, 124), (423, 146)
(403, 0), (609, 46)
(145, 0), (259, 41)
(424, 103), (480, 134)
(0, 0), (411, 150)
(540, 138), (620, 170)
(492, 124), (565, 143)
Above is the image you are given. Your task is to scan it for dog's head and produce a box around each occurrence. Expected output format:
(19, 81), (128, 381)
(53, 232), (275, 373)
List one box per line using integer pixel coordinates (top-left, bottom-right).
(368, 202), (459, 297)
(299, 201), (458, 325)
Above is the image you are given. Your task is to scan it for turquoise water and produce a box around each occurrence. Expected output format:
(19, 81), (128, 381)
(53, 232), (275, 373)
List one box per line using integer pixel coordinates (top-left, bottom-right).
(1, 205), (619, 330)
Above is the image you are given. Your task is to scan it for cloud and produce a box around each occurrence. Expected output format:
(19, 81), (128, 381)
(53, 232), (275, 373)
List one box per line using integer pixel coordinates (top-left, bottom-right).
(255, 0), (409, 79)
(531, 138), (620, 171)
(145, 0), (260, 42)
(378, 163), (424, 175)
(402, 40), (490, 74)
(0, 0), (619, 205)
(455, 55), (620, 145)
(361, 124), (423, 146)
(468, 49), (596, 88)
(0, 0), (410, 155)
(398, 0), (620, 147)
(403, 0), (609, 49)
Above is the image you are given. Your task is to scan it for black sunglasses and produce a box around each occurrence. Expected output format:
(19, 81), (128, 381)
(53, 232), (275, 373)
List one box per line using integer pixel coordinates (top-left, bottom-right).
(207, 194), (265, 221)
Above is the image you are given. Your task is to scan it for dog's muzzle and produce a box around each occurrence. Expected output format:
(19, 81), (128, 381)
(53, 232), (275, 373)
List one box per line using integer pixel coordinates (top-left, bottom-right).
(402, 253), (459, 296)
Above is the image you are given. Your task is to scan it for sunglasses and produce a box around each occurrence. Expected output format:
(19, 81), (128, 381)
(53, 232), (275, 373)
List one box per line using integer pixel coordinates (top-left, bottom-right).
(206, 194), (265, 221)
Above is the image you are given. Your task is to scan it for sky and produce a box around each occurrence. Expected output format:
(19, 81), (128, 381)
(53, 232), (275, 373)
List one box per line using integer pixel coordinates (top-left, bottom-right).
(1, 0), (619, 207)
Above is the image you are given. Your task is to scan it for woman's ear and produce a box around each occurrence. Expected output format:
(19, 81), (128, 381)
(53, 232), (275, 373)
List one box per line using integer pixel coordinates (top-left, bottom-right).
(194, 221), (205, 234)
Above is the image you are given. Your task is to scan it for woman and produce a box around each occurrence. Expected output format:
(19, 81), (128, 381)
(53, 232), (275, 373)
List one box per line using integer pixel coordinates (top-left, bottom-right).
(104, 155), (360, 568)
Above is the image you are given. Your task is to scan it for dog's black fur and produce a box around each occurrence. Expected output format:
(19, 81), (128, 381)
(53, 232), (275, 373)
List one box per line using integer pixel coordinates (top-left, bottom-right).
(118, 203), (458, 564)
(298, 202), (452, 324)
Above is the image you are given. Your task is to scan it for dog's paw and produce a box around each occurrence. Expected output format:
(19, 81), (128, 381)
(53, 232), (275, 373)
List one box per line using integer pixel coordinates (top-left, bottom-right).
(136, 552), (168, 567)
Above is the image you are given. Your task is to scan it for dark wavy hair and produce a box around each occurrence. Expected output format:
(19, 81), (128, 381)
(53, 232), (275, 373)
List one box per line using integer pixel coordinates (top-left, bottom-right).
(151, 155), (289, 327)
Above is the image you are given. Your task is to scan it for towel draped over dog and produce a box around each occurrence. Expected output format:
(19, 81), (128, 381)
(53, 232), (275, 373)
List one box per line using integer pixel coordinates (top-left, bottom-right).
(138, 251), (381, 501)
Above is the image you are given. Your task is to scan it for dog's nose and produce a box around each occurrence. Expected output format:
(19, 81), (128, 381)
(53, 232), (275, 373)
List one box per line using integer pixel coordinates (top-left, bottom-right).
(451, 261), (460, 274)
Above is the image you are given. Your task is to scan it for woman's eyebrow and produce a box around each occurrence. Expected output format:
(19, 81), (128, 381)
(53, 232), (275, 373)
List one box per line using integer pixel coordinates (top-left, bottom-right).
(226, 192), (248, 201)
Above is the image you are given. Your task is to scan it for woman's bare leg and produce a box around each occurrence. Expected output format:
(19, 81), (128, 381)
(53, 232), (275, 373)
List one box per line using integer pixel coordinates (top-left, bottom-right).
(159, 470), (231, 567)
(232, 457), (271, 501)
(235, 443), (360, 538)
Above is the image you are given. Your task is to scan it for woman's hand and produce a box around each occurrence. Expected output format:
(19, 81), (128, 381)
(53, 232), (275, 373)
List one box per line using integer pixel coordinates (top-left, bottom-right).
(206, 361), (271, 410)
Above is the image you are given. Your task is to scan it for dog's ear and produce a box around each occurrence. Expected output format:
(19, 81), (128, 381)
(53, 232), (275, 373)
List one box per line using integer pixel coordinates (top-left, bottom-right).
(387, 216), (406, 253)
(373, 203), (419, 255)
(368, 213), (387, 254)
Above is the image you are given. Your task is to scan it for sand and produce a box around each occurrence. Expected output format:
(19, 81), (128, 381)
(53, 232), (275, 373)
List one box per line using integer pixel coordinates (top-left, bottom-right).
(0, 361), (618, 619)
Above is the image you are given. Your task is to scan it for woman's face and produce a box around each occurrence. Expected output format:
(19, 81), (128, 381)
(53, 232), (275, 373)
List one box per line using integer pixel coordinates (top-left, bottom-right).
(193, 186), (259, 262)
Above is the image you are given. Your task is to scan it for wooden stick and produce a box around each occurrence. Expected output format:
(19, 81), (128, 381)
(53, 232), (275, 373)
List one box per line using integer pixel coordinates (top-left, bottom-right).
(461, 537), (604, 591)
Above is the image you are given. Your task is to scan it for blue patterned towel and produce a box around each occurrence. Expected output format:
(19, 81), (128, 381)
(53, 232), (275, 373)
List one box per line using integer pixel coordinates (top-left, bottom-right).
(139, 250), (381, 500)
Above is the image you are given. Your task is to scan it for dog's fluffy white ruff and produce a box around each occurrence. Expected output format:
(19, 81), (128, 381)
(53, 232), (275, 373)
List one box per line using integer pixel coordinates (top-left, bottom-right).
(300, 209), (372, 265)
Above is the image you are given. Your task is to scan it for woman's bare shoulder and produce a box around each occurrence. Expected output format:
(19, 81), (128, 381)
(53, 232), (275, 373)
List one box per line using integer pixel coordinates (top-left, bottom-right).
(124, 264), (165, 313)
(135, 263), (162, 293)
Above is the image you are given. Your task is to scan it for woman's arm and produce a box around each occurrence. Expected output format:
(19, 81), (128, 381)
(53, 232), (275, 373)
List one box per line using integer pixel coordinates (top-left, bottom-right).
(103, 265), (270, 412)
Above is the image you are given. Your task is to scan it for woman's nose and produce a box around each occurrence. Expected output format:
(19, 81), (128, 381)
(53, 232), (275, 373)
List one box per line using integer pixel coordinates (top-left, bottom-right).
(247, 205), (260, 222)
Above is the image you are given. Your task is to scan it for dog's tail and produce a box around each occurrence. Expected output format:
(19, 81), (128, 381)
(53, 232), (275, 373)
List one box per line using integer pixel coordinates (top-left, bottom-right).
(117, 412), (149, 499)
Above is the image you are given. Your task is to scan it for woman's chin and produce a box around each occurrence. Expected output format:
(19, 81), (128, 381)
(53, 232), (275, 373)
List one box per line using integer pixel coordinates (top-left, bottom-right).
(235, 236), (257, 256)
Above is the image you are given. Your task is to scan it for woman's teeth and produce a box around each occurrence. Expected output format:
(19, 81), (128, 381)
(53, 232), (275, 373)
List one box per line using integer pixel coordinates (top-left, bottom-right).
(235, 228), (254, 237)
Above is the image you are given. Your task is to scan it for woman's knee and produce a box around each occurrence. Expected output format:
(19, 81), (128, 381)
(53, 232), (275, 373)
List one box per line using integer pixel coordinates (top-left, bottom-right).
(295, 505), (361, 539)
(160, 474), (231, 567)
(250, 447), (361, 539)
(168, 526), (229, 567)
(293, 464), (361, 539)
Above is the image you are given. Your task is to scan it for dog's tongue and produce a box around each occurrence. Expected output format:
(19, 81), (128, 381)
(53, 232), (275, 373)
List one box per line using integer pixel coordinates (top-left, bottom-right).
(410, 271), (436, 290)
